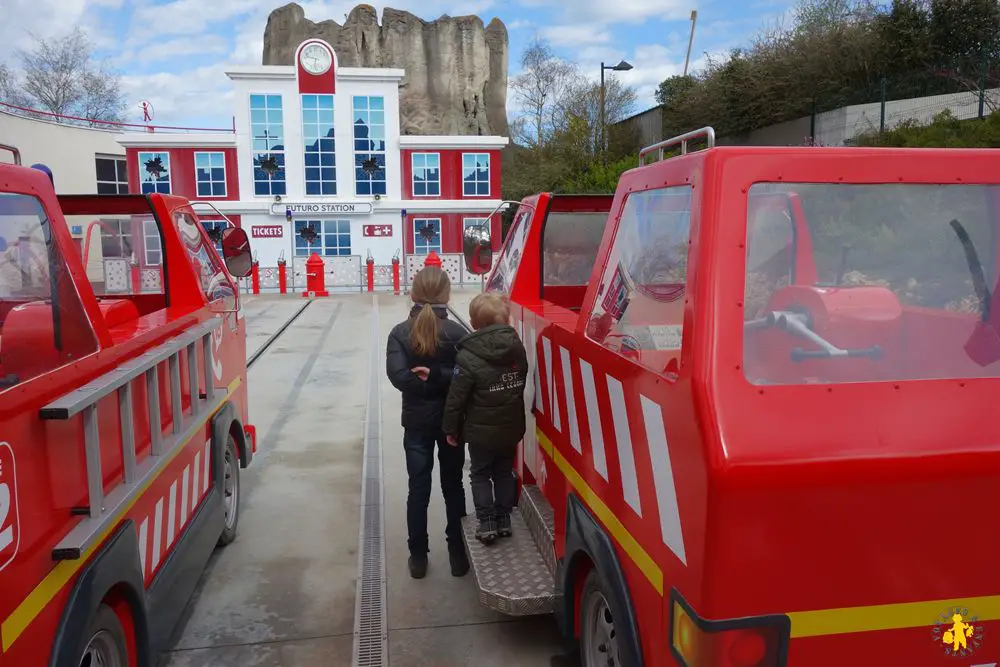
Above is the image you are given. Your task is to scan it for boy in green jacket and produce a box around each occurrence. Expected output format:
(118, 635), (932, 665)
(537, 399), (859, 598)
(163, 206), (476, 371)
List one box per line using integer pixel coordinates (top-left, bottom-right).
(443, 293), (529, 544)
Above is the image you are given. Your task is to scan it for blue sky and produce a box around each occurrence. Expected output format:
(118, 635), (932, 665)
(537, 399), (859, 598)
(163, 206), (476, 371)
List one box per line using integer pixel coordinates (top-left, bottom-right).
(1, 0), (796, 130)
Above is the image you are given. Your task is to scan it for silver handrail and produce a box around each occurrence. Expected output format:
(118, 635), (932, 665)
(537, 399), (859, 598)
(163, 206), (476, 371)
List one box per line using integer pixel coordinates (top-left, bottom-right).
(639, 126), (716, 165)
(0, 143), (22, 165)
(190, 201), (237, 227)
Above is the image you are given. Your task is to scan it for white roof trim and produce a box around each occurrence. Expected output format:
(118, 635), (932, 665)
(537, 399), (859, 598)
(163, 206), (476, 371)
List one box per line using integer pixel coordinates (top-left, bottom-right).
(225, 65), (405, 82)
(208, 198), (504, 215)
(399, 135), (509, 150)
(117, 133), (236, 148)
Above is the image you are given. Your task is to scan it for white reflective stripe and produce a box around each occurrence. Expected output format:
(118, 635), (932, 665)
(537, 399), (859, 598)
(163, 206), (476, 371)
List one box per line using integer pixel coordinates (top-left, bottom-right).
(167, 481), (178, 545)
(137, 517), (148, 578)
(640, 394), (687, 565)
(542, 336), (560, 431)
(560, 346), (581, 453)
(181, 466), (190, 523)
(579, 360), (608, 480)
(192, 453), (201, 509)
(151, 498), (164, 569)
(607, 375), (642, 516)
(203, 440), (211, 492)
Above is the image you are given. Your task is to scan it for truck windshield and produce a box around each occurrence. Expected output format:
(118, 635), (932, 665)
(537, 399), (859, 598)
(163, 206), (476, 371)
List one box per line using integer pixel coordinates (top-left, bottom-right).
(743, 182), (1000, 385)
(542, 212), (607, 287)
(0, 193), (99, 390)
(487, 207), (531, 294)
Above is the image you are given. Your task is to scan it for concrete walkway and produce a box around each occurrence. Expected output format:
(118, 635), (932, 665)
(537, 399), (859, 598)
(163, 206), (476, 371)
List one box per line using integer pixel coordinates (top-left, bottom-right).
(377, 291), (566, 667)
(159, 292), (569, 666)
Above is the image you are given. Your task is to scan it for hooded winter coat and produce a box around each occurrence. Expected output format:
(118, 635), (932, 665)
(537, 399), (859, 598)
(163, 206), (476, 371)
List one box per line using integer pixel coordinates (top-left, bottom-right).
(441, 324), (529, 451)
(386, 304), (467, 431)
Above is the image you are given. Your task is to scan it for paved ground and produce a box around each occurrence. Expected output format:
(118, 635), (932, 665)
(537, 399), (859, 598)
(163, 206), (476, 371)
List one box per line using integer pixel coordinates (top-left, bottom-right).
(159, 291), (569, 667)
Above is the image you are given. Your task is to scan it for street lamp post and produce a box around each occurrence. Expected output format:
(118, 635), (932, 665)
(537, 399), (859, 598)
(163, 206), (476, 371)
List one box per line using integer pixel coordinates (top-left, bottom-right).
(600, 60), (634, 156)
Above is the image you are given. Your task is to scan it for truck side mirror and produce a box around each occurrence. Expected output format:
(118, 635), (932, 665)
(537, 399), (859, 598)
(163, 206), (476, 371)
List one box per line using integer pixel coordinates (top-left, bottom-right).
(463, 224), (493, 275)
(221, 226), (253, 278)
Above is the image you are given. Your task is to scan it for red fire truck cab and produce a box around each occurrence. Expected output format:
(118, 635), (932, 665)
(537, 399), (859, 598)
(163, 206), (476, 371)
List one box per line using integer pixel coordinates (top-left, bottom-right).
(459, 128), (1000, 667)
(0, 144), (256, 666)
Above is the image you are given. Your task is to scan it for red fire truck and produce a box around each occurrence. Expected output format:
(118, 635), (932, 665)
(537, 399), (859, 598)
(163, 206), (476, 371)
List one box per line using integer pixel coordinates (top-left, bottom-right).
(459, 128), (1000, 666)
(0, 144), (256, 666)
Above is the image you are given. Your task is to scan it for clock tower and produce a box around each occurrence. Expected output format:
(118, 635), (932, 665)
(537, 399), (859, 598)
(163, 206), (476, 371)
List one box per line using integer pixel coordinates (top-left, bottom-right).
(295, 39), (336, 94)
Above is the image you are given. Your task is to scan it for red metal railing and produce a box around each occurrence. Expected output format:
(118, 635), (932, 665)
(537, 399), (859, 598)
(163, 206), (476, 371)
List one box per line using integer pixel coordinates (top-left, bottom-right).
(0, 101), (235, 134)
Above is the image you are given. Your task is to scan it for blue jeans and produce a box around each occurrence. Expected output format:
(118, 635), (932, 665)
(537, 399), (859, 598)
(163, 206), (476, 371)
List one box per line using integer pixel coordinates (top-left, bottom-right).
(403, 428), (467, 555)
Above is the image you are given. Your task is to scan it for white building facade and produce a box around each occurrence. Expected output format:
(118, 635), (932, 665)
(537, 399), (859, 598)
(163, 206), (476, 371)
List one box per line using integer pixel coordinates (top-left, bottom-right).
(118, 39), (508, 285)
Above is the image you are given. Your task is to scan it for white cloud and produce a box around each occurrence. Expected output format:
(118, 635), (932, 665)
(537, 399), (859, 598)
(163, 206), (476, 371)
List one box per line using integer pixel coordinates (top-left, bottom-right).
(519, 0), (693, 24)
(540, 24), (611, 47)
(120, 64), (234, 128)
(125, 35), (231, 65)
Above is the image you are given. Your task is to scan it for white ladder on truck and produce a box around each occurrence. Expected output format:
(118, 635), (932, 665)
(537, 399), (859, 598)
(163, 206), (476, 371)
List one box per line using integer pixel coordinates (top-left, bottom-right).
(40, 317), (229, 561)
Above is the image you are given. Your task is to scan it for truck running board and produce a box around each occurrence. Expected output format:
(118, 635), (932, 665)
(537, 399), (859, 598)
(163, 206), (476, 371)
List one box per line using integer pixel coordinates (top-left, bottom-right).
(40, 317), (228, 561)
(461, 484), (557, 616)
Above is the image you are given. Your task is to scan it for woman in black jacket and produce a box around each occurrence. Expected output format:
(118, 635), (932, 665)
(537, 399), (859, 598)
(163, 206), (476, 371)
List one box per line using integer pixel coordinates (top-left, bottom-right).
(385, 266), (470, 579)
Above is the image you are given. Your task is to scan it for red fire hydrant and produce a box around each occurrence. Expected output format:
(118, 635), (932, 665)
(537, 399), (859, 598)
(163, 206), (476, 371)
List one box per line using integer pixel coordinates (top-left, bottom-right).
(366, 253), (375, 293)
(277, 256), (287, 295)
(424, 250), (442, 269)
(302, 252), (329, 297)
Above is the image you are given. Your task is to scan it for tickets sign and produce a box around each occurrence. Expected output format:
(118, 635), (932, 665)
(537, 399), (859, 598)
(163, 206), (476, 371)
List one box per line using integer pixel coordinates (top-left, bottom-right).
(251, 225), (284, 238)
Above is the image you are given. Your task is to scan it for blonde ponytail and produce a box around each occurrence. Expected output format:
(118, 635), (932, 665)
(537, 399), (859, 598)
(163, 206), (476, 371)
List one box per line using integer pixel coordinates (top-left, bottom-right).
(411, 303), (440, 356)
(408, 266), (452, 357)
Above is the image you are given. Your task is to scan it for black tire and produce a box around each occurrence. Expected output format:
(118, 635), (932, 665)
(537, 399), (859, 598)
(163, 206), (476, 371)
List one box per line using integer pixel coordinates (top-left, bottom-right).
(217, 435), (241, 546)
(579, 569), (624, 667)
(79, 604), (129, 667)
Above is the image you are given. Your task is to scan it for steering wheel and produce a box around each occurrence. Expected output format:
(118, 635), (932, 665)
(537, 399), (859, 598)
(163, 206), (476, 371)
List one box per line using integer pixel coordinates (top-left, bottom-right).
(745, 309), (882, 362)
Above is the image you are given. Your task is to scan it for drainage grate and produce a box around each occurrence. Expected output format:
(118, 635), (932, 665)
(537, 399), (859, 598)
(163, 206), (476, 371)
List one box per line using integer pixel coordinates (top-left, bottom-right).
(352, 295), (388, 667)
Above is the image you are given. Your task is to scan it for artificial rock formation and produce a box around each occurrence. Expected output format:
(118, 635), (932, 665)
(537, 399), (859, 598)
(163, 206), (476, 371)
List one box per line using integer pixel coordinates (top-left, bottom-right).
(263, 3), (509, 137)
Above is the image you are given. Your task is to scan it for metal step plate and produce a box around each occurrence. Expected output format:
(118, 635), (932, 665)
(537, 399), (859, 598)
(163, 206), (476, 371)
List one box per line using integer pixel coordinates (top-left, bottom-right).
(461, 510), (556, 616)
(520, 485), (556, 577)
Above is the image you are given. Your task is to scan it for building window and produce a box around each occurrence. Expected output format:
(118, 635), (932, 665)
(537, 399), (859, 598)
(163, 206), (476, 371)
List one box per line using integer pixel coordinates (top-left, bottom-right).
(413, 218), (442, 255)
(412, 153), (440, 197)
(250, 93), (286, 196)
(143, 219), (162, 265)
(294, 219), (351, 256)
(195, 152), (227, 197)
(302, 94), (336, 196)
(462, 153), (490, 197)
(95, 156), (128, 194)
(200, 219), (228, 252)
(353, 96), (386, 196)
(138, 151), (171, 194)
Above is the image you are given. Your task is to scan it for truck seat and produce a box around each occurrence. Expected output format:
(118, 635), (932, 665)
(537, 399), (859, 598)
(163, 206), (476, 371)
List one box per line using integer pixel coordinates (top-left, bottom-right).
(0, 300), (65, 386)
(96, 297), (141, 331)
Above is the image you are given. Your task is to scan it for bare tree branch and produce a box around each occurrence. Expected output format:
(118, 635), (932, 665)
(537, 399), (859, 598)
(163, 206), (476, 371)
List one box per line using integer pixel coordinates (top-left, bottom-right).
(1, 27), (126, 124)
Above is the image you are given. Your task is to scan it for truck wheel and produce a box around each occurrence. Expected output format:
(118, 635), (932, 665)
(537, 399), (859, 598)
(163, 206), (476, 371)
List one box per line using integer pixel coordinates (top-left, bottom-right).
(79, 604), (128, 667)
(579, 570), (622, 667)
(217, 435), (241, 546)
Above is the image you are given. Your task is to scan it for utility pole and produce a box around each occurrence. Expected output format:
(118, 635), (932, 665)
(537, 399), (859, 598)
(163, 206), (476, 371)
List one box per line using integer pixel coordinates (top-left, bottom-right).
(683, 10), (698, 77)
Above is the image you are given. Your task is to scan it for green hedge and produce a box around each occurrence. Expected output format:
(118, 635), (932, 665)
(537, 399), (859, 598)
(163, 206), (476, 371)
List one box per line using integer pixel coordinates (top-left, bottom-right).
(855, 109), (1000, 147)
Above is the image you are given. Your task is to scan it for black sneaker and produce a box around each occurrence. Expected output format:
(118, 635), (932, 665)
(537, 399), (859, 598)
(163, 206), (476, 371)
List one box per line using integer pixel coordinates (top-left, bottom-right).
(497, 513), (512, 538)
(475, 516), (498, 545)
(408, 553), (428, 579)
(449, 546), (470, 577)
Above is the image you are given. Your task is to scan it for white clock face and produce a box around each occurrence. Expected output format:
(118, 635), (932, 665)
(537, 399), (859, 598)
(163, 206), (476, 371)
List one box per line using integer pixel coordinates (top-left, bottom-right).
(300, 44), (332, 75)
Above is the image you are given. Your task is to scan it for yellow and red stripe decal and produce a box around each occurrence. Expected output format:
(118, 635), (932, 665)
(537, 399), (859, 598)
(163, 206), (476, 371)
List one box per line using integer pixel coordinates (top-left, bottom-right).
(0, 376), (240, 653)
(535, 426), (1000, 639)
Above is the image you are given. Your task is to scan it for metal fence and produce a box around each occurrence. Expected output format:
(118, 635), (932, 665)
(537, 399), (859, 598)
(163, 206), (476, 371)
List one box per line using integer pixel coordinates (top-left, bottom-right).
(239, 253), (495, 295)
